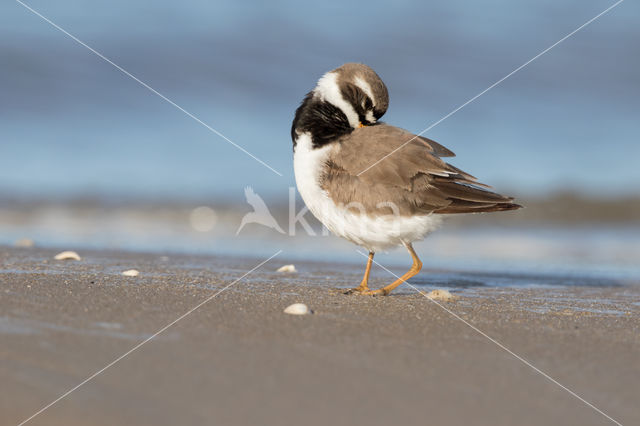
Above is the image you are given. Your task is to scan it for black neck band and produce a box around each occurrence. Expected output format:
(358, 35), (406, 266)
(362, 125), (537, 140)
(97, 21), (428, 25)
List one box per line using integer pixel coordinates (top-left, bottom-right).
(291, 92), (353, 150)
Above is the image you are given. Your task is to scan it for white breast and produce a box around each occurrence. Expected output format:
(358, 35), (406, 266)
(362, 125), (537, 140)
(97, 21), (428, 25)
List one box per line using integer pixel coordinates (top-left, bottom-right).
(293, 132), (441, 252)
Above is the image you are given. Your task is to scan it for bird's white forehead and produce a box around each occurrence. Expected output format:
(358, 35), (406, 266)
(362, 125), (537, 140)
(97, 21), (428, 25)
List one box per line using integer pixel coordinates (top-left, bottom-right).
(365, 110), (375, 123)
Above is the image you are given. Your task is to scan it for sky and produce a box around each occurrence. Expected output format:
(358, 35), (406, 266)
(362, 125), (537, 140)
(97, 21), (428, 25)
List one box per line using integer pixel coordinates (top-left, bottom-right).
(1, 0), (638, 201)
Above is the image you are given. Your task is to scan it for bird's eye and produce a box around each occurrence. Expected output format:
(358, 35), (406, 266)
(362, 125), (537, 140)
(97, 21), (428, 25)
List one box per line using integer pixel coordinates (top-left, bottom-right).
(364, 97), (373, 110)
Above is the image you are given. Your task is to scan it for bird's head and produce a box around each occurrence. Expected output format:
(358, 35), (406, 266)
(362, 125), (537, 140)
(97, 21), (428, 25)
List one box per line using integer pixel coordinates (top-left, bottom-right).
(292, 63), (389, 149)
(313, 63), (389, 129)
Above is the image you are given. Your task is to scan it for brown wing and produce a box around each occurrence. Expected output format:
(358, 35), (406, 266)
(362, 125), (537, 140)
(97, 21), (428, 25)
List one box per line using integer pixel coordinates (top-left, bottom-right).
(322, 124), (521, 216)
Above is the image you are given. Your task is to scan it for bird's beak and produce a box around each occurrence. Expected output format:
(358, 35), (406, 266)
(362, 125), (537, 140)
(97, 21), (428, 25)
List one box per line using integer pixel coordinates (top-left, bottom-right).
(358, 122), (365, 128)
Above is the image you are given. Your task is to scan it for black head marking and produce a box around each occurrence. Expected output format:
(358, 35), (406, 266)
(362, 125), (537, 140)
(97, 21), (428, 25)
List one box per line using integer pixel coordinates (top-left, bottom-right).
(291, 92), (352, 150)
(340, 82), (374, 125)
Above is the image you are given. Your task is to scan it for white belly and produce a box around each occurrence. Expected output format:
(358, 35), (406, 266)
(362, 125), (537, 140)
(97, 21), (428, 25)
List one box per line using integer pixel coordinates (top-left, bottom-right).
(293, 132), (441, 252)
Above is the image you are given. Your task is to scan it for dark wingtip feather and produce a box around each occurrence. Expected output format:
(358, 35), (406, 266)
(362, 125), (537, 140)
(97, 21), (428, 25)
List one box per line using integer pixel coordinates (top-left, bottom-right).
(435, 202), (523, 214)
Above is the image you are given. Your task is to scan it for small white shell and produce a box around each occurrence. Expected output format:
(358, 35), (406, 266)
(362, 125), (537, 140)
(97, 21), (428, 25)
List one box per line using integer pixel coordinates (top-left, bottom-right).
(277, 264), (297, 273)
(121, 269), (139, 277)
(284, 303), (310, 315)
(54, 251), (81, 261)
(425, 289), (456, 301)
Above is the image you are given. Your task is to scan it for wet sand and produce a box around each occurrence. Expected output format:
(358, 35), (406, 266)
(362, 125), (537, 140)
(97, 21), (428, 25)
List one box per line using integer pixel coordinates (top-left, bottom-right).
(1, 247), (639, 426)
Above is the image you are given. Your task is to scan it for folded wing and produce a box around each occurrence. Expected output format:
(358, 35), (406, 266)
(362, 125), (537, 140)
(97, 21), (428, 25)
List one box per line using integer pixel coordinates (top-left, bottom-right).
(323, 124), (521, 215)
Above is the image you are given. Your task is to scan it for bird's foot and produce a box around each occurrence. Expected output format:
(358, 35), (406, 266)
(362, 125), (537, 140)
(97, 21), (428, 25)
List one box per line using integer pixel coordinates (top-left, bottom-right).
(343, 287), (390, 296)
(343, 285), (368, 295)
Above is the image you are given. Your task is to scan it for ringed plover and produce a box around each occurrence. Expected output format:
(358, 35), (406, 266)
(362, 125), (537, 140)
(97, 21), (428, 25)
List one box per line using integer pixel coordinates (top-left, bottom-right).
(291, 63), (521, 295)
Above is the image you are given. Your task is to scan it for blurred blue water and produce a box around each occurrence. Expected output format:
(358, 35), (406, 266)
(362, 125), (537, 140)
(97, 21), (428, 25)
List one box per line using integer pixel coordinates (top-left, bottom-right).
(1, 0), (639, 201)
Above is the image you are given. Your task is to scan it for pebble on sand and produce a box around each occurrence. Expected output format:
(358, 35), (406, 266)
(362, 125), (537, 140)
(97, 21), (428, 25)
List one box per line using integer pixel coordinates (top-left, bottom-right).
(277, 264), (297, 273)
(284, 303), (311, 315)
(425, 289), (456, 301)
(121, 269), (140, 277)
(53, 251), (82, 261)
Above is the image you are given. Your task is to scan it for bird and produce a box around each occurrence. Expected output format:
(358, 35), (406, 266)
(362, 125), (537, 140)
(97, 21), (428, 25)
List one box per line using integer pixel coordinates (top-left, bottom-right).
(291, 63), (521, 295)
(236, 186), (285, 235)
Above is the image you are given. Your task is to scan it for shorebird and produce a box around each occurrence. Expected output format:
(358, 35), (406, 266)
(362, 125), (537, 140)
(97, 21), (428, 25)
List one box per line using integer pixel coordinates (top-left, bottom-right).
(291, 63), (521, 295)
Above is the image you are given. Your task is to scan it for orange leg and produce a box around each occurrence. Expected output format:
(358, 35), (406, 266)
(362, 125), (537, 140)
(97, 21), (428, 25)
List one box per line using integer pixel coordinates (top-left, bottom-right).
(344, 252), (374, 294)
(360, 243), (422, 296)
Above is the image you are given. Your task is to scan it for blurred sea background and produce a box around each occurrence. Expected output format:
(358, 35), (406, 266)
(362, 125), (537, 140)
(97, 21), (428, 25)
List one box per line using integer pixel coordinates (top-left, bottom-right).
(1, 0), (639, 285)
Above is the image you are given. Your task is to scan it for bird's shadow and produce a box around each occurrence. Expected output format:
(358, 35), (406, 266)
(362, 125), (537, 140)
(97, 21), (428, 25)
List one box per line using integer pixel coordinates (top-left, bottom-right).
(409, 276), (486, 288)
(407, 269), (627, 289)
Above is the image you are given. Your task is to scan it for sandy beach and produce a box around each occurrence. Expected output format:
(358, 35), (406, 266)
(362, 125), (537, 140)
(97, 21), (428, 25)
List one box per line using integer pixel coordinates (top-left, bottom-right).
(1, 246), (638, 426)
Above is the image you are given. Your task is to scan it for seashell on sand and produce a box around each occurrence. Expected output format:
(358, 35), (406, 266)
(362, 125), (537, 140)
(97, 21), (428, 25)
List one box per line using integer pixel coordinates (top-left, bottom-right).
(121, 269), (140, 277)
(425, 289), (456, 301)
(54, 251), (81, 261)
(277, 264), (297, 273)
(284, 303), (311, 315)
